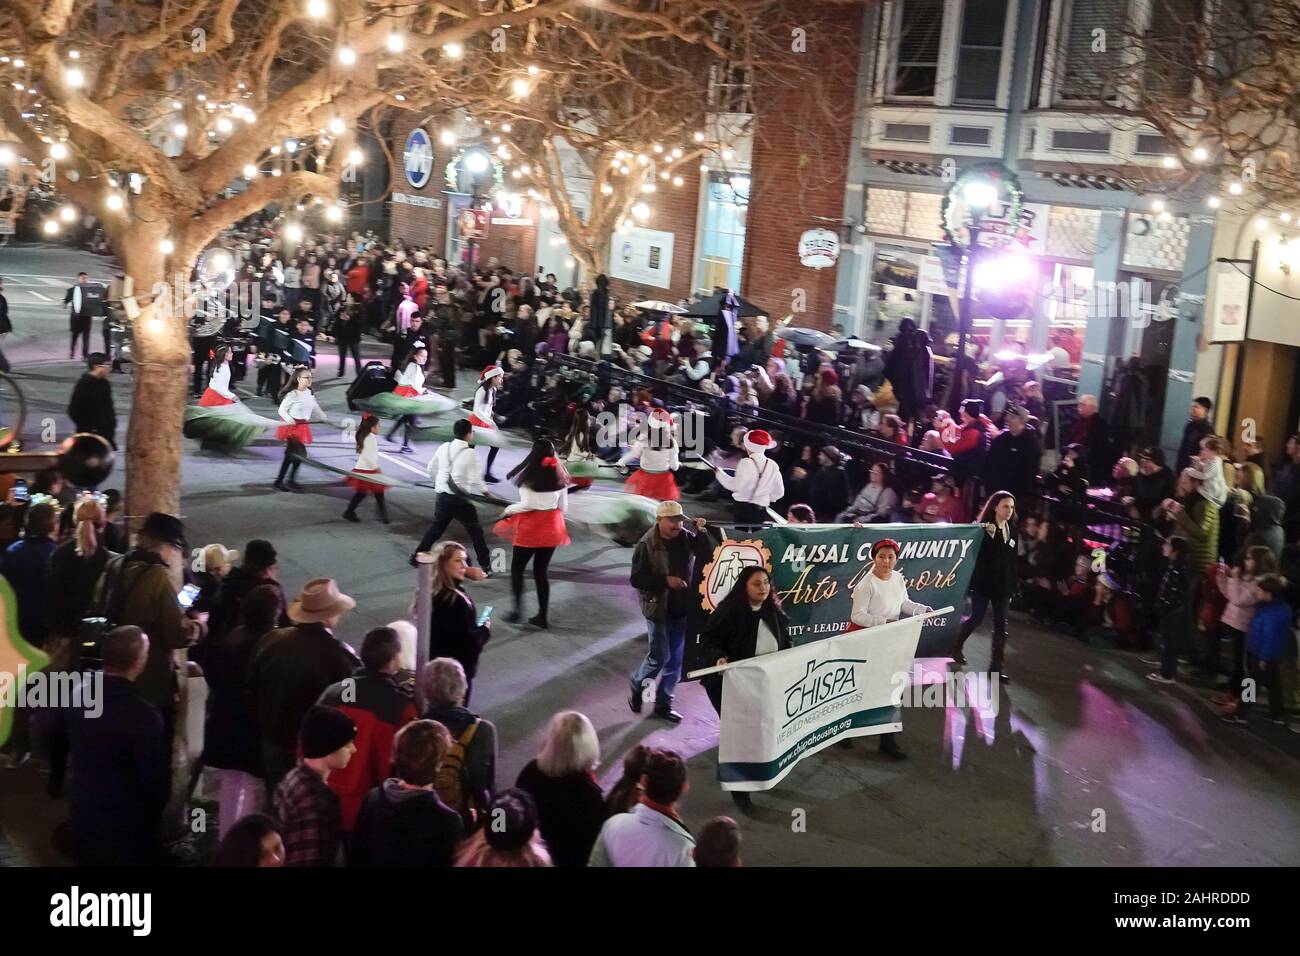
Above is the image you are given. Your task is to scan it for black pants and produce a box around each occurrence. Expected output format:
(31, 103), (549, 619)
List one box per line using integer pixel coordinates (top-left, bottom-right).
(337, 337), (361, 376)
(386, 415), (416, 448)
(733, 501), (768, 525)
(955, 593), (1010, 672)
(485, 446), (500, 477)
(416, 493), (491, 567)
(69, 316), (90, 359)
(345, 488), (388, 520)
(275, 440), (305, 486)
(511, 546), (555, 618)
(439, 344), (457, 388)
(258, 362), (285, 397)
(1239, 655), (1283, 718)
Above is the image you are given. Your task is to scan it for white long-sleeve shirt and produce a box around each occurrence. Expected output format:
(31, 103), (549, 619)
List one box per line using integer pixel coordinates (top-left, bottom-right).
(208, 363), (236, 400)
(850, 570), (929, 629)
(353, 432), (380, 471)
(427, 438), (484, 496)
(501, 486), (568, 517)
(618, 439), (679, 472)
(395, 361), (427, 392)
(278, 388), (326, 424)
(472, 384), (495, 426)
(714, 453), (784, 507)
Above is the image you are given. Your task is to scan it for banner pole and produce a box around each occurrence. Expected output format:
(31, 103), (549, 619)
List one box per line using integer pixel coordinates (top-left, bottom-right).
(685, 605), (955, 679)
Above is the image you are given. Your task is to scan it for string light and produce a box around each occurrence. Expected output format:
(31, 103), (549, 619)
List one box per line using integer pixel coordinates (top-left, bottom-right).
(511, 77), (530, 97)
(43, 219), (59, 235)
(1192, 146), (1208, 162)
(1228, 181), (1243, 195)
(387, 30), (405, 53)
(1255, 216), (1269, 231)
(244, 110), (256, 124)
(440, 129), (456, 145)
(632, 202), (650, 220)
(337, 45), (356, 66)
(0, 147), (14, 164)
(271, 168), (282, 177)
(243, 164), (258, 178)
(501, 123), (512, 133)
(600, 183), (613, 195)
(217, 117), (233, 133)
(49, 142), (68, 159)
(1150, 198), (1165, 212)
(68, 50), (80, 59)
(443, 42), (463, 59)
(672, 176), (683, 187)
(306, 0), (327, 17)
(270, 145), (281, 155)
(1283, 213), (1293, 224)
(285, 222), (303, 242)
(172, 100), (183, 109)
(693, 131), (704, 142)
(722, 149), (734, 161)
(65, 67), (85, 88)
(528, 64), (539, 75)
(59, 205), (76, 222)
(172, 121), (188, 137)
(159, 238), (174, 254)
(1206, 196), (1221, 208)
(105, 192), (124, 211)
(326, 205), (343, 223)
(346, 148), (363, 166)
(284, 139), (298, 154)
(328, 117), (345, 135)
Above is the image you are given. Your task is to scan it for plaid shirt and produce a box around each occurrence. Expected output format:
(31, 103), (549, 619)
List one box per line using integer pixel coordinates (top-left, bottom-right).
(274, 763), (343, 867)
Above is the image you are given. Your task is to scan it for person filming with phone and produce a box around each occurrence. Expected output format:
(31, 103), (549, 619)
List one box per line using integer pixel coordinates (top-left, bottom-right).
(428, 541), (491, 705)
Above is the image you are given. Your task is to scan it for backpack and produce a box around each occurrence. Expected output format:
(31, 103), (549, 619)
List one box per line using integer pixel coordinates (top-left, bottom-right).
(434, 719), (479, 827)
(77, 553), (138, 669)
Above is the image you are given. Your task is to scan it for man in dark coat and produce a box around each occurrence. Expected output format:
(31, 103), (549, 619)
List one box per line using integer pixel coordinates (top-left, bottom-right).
(69, 626), (169, 866)
(985, 406), (1042, 501)
(66, 352), (116, 448)
(248, 577), (361, 791)
(587, 273), (611, 355)
(1131, 447), (1175, 520)
(1069, 393), (1112, 485)
(1176, 396), (1215, 473)
(207, 539), (285, 641)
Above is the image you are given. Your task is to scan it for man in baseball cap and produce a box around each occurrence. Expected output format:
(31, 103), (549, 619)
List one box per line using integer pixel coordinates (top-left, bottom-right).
(627, 500), (712, 723)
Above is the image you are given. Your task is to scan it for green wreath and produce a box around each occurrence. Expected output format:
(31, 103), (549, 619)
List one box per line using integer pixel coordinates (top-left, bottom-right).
(940, 161), (1024, 251)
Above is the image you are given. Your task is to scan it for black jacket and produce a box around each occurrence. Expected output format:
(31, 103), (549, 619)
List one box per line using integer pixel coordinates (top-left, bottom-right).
(629, 524), (715, 621)
(67, 372), (116, 443)
(985, 426), (1041, 500)
(970, 522), (1019, 600)
(0, 291), (11, 335)
(809, 465), (851, 523)
(429, 589), (489, 680)
(351, 779), (465, 866)
(1177, 417), (1214, 473)
(208, 565), (287, 642)
(68, 675), (168, 865)
(193, 624), (266, 775)
(514, 759), (607, 868)
(249, 622), (361, 749)
(699, 598), (791, 665)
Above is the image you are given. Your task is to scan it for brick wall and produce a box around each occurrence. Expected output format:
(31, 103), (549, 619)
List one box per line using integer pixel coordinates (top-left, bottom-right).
(741, 2), (863, 329)
(606, 173), (701, 306)
(387, 111), (450, 251)
(476, 200), (540, 276)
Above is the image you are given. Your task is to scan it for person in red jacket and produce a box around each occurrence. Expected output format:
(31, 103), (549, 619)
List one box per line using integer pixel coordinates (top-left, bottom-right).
(938, 398), (997, 473)
(346, 261), (370, 298)
(317, 626), (418, 834)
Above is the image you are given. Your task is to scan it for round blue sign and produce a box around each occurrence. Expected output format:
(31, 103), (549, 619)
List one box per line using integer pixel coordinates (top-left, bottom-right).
(403, 128), (434, 190)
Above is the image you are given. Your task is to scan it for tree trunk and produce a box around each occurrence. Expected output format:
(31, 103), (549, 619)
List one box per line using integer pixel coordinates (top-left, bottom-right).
(119, 224), (192, 521)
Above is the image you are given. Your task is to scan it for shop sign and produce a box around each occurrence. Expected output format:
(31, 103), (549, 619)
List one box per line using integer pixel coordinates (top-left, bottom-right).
(458, 207), (490, 241)
(798, 228), (840, 269)
(392, 192), (442, 209)
(403, 128), (434, 190)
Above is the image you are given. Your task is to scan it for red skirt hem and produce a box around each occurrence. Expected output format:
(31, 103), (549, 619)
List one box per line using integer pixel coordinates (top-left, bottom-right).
(625, 469), (678, 501)
(276, 422), (314, 444)
(344, 468), (386, 493)
(469, 414), (496, 430)
(393, 385), (421, 398)
(199, 389), (236, 407)
(494, 509), (569, 548)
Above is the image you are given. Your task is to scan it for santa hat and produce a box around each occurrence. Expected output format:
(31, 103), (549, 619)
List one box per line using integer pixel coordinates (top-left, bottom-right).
(743, 429), (776, 455)
(479, 365), (504, 383)
(648, 407), (674, 429)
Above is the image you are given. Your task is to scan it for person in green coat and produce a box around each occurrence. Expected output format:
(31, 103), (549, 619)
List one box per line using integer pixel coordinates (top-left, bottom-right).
(1160, 468), (1220, 676)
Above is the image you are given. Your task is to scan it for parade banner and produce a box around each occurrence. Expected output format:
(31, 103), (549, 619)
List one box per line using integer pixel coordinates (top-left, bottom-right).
(715, 615), (927, 791)
(688, 523), (983, 669)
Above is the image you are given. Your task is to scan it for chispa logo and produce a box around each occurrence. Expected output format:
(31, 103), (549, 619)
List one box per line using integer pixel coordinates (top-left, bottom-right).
(783, 657), (865, 727)
(403, 127), (434, 189)
(50, 886), (152, 937)
(698, 540), (771, 611)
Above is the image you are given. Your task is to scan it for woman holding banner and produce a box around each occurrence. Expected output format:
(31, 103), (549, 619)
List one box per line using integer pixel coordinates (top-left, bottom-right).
(699, 566), (790, 811)
(950, 491), (1018, 680)
(848, 538), (932, 760)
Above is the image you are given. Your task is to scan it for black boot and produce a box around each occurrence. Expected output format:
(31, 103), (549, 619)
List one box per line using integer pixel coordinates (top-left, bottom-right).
(376, 496), (390, 524)
(731, 791), (753, 812)
(879, 733), (907, 760)
(274, 456), (292, 492)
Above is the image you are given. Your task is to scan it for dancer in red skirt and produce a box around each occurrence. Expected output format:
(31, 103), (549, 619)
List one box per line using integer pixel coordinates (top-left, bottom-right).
(559, 406), (596, 490)
(274, 366), (328, 492)
(386, 342), (429, 454)
(198, 346), (238, 407)
(473, 364), (504, 482)
(495, 439), (570, 629)
(343, 413), (389, 523)
(617, 406), (680, 500)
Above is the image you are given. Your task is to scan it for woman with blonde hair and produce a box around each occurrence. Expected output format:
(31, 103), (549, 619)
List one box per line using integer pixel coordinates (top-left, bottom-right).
(455, 789), (552, 867)
(427, 541), (490, 704)
(515, 711), (608, 867)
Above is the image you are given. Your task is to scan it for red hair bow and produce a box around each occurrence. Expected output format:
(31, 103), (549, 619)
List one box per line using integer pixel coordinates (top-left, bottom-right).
(542, 456), (558, 468)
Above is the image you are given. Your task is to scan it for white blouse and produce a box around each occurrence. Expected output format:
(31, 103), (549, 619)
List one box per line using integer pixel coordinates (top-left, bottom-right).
(395, 362), (427, 392)
(353, 433), (379, 471)
(472, 384), (495, 426)
(208, 363), (237, 400)
(278, 388), (325, 424)
(618, 439), (679, 473)
(755, 614), (779, 656)
(850, 570), (929, 629)
(501, 486), (568, 517)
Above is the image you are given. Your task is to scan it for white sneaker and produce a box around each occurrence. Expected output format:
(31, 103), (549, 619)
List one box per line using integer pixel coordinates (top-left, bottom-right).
(1146, 672), (1176, 685)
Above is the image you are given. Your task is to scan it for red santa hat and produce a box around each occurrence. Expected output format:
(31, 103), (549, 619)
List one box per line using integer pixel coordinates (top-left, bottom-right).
(743, 429), (776, 455)
(478, 365), (504, 383)
(648, 407), (674, 429)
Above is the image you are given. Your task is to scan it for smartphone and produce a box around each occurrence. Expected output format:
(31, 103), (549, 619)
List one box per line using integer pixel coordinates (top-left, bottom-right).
(476, 605), (493, 627)
(177, 583), (201, 610)
(11, 479), (28, 503)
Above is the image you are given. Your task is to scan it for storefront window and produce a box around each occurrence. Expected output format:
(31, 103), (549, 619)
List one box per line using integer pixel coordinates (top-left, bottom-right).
(694, 171), (747, 297)
(1041, 262), (1091, 366)
(866, 246), (924, 346)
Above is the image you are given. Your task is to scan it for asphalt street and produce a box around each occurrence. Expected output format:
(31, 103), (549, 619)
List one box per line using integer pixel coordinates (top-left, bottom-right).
(2, 243), (1299, 867)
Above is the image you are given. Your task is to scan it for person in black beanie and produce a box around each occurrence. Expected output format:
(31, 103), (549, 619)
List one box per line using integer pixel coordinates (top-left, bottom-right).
(207, 538), (285, 641)
(66, 352), (117, 449)
(272, 704), (356, 867)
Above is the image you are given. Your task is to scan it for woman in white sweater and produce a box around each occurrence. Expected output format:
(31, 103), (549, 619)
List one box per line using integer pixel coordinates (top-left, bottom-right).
(342, 414), (389, 523)
(274, 367), (328, 492)
(848, 537), (930, 760)
(495, 439), (571, 629)
(617, 407), (680, 500)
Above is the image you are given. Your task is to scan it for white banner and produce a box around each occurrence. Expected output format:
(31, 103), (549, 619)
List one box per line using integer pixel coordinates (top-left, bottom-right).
(609, 227), (674, 289)
(716, 614), (926, 792)
(1207, 263), (1250, 344)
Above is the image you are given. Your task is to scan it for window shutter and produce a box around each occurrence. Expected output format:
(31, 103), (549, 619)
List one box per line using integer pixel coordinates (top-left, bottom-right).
(955, 0), (1008, 104)
(1144, 0), (1203, 100)
(1058, 0), (1124, 103)
(894, 0), (945, 97)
